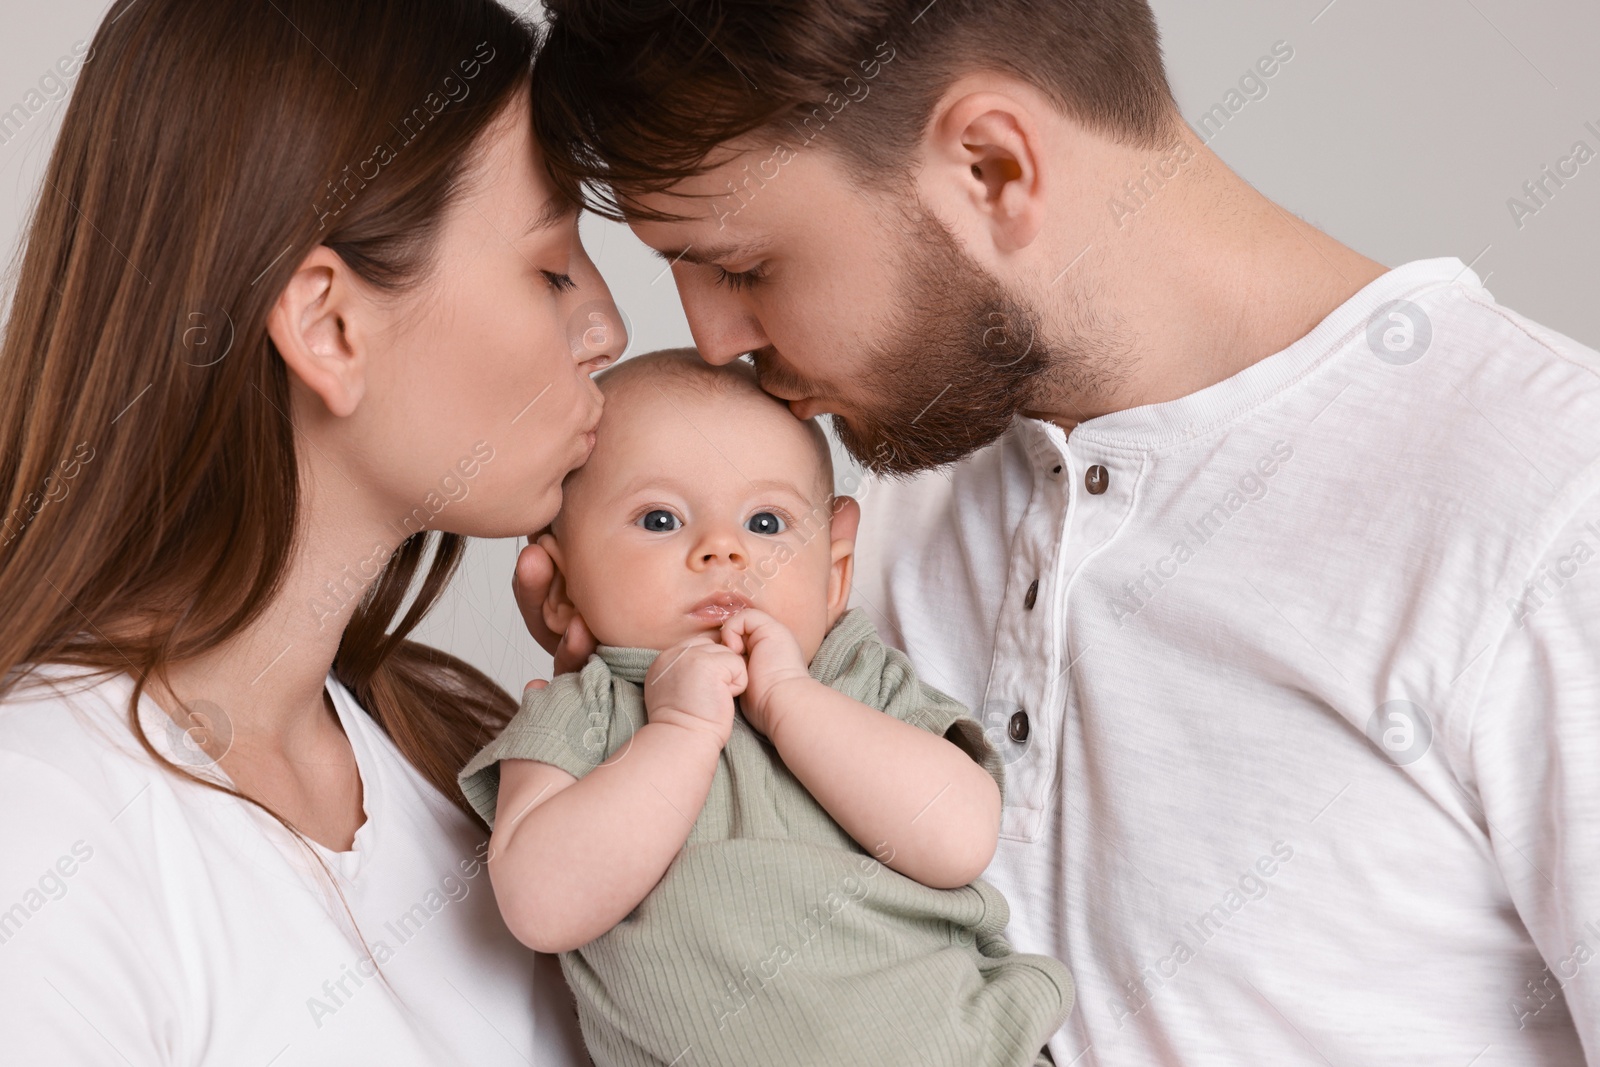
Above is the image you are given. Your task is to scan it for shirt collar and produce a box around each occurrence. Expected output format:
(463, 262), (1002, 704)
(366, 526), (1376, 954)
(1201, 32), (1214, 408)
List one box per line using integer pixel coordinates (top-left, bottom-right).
(1036, 257), (1477, 454)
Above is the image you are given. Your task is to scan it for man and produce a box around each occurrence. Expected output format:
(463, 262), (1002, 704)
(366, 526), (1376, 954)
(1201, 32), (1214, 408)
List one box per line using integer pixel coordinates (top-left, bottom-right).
(516, 1), (1600, 1062)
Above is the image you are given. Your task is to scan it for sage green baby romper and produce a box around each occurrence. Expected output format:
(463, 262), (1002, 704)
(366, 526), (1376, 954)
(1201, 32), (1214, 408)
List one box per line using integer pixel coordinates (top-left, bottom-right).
(459, 608), (1074, 1067)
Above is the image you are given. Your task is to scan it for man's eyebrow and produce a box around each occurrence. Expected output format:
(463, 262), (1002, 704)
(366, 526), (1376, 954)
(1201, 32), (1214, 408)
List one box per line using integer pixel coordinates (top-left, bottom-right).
(524, 193), (579, 235)
(651, 242), (761, 267)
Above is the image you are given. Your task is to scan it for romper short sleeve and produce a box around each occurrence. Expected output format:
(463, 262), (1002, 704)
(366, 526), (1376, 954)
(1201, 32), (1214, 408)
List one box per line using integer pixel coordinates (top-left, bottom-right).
(457, 655), (639, 829)
(809, 609), (1006, 798)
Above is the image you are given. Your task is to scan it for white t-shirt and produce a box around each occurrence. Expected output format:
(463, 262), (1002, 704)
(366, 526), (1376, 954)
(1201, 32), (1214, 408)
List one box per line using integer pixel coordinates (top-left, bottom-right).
(853, 258), (1600, 1065)
(0, 664), (587, 1066)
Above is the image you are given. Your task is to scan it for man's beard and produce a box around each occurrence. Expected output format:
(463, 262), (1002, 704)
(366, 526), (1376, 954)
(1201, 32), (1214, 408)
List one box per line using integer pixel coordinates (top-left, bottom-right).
(758, 206), (1105, 479)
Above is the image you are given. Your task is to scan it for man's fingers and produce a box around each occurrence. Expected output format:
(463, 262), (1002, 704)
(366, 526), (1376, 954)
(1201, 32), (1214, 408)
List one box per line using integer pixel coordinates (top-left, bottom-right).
(524, 678), (550, 693)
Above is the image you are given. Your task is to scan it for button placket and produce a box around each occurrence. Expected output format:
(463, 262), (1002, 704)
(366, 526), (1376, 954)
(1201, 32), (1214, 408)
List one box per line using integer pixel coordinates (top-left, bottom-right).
(982, 426), (1075, 840)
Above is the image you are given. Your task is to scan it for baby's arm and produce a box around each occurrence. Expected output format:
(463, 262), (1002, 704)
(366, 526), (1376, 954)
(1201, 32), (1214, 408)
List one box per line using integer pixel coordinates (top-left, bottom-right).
(487, 637), (745, 953)
(722, 611), (1001, 890)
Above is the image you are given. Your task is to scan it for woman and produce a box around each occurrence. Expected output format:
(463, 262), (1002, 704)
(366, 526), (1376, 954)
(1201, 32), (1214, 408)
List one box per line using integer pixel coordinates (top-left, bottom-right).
(0, 1), (621, 1062)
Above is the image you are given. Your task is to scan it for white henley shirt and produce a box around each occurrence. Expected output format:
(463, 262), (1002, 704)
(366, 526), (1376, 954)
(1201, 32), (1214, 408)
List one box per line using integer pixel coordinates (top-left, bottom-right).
(853, 258), (1600, 1066)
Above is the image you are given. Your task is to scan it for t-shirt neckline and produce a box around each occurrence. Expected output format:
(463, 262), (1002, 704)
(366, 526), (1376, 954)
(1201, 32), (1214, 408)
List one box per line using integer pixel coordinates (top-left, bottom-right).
(1061, 256), (1477, 452)
(130, 671), (378, 877)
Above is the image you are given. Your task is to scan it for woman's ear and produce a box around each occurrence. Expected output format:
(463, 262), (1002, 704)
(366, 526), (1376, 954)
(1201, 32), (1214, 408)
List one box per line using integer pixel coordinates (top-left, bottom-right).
(266, 246), (370, 418)
(536, 532), (578, 636)
(825, 496), (861, 621)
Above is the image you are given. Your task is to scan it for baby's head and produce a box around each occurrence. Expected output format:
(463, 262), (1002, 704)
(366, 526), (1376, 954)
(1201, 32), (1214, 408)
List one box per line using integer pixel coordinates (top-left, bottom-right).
(539, 349), (860, 659)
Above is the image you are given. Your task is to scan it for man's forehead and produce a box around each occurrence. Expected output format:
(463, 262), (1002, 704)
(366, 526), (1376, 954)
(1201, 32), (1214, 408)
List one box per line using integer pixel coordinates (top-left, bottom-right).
(623, 141), (802, 249)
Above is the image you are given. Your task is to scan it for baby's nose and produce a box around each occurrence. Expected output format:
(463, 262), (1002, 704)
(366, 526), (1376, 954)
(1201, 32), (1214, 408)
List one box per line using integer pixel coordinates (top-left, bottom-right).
(692, 530), (748, 569)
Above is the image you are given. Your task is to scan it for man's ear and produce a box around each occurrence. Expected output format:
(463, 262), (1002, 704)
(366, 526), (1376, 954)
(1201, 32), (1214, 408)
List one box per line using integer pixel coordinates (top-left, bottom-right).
(266, 246), (370, 418)
(919, 77), (1047, 256)
(536, 532), (579, 636)
(825, 496), (861, 621)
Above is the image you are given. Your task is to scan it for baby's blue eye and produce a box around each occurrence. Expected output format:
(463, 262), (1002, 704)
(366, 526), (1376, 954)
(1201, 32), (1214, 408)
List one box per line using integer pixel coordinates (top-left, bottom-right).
(639, 510), (680, 532)
(746, 512), (786, 535)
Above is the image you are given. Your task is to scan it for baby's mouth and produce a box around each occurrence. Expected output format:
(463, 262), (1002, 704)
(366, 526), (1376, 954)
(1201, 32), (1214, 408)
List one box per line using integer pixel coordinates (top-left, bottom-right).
(687, 592), (752, 623)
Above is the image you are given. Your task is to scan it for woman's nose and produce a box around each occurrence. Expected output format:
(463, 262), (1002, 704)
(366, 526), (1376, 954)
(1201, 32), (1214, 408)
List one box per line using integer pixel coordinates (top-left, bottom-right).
(565, 242), (629, 369)
(567, 295), (629, 369)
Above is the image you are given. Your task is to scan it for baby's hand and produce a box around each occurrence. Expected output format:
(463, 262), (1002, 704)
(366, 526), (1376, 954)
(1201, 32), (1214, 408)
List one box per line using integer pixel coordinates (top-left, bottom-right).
(643, 635), (746, 749)
(720, 610), (815, 739)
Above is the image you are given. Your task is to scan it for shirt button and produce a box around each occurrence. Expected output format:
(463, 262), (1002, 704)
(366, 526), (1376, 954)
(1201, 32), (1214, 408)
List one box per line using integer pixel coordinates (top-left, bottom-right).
(1023, 579), (1039, 610)
(1008, 710), (1030, 743)
(1085, 464), (1109, 495)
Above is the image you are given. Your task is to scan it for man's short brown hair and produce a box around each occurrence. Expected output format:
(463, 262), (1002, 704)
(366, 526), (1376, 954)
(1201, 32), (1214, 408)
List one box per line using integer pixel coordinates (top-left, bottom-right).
(532, 0), (1176, 221)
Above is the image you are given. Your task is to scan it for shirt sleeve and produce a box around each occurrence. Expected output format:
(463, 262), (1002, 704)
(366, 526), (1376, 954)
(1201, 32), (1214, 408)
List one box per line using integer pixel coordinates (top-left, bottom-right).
(1470, 501), (1600, 1059)
(0, 752), (178, 1065)
(457, 659), (628, 828)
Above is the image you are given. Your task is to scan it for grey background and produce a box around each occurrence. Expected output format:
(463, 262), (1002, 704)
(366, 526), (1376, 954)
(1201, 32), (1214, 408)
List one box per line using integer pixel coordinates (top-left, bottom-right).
(3, 0), (1596, 695)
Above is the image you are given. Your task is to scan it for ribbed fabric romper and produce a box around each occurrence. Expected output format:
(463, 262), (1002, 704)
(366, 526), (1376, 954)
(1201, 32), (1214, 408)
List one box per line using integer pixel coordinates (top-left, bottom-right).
(460, 609), (1074, 1067)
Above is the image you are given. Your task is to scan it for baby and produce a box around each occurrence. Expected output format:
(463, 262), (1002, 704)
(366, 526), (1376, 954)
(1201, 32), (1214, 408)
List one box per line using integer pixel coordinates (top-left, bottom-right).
(459, 349), (1072, 1067)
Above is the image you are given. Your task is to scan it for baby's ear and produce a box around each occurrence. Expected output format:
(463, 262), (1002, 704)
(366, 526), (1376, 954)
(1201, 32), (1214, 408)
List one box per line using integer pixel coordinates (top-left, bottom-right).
(826, 496), (861, 620)
(536, 532), (578, 636)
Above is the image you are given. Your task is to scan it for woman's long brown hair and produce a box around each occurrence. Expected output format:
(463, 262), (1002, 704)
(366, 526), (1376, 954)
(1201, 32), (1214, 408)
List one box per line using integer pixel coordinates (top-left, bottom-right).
(0, 0), (536, 828)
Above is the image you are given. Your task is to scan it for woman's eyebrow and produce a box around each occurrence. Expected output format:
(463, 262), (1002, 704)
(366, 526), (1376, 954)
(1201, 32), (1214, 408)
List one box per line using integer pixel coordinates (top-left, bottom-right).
(524, 193), (579, 235)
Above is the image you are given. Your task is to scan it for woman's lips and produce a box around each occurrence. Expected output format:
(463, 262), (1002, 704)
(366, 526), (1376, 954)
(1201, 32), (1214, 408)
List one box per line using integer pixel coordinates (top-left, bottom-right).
(687, 592), (752, 623)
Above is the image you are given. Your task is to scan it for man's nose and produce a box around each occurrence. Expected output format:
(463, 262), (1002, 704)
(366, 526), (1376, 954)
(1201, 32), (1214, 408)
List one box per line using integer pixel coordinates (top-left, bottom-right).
(677, 275), (768, 366)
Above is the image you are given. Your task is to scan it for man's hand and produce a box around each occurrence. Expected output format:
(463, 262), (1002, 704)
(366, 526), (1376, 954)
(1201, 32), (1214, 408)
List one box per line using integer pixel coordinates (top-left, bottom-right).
(514, 535), (596, 674)
(720, 610), (816, 739)
(643, 636), (745, 748)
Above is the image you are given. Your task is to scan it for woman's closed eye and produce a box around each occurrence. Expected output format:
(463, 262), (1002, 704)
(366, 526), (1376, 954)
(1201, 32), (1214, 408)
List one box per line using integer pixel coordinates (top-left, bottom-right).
(541, 270), (577, 293)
